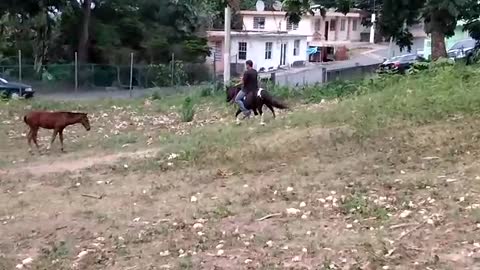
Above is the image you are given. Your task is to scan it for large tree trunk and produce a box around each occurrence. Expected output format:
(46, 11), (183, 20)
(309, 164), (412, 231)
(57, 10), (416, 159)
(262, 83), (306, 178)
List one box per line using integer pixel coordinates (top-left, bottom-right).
(430, 28), (447, 60)
(78, 0), (92, 63)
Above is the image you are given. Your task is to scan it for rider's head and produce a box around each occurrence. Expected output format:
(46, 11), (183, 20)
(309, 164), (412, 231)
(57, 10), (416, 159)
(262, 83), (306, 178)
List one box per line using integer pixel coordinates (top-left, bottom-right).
(246, 60), (253, 70)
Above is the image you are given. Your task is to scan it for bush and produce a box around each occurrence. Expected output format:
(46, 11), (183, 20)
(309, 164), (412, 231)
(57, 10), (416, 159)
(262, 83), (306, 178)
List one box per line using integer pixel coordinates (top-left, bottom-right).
(148, 60), (188, 87)
(150, 90), (162, 100)
(200, 86), (214, 97)
(180, 96), (195, 122)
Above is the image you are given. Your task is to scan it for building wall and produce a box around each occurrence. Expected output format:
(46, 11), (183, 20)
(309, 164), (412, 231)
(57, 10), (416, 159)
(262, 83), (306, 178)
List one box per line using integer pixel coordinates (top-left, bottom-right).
(230, 36), (308, 71)
(207, 35), (309, 74)
(241, 13), (365, 42)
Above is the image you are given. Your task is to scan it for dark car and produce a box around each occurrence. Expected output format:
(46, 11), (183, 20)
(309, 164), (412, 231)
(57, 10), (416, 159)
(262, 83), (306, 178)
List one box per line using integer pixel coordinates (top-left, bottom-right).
(0, 77), (34, 99)
(448, 39), (476, 60)
(377, 54), (426, 74)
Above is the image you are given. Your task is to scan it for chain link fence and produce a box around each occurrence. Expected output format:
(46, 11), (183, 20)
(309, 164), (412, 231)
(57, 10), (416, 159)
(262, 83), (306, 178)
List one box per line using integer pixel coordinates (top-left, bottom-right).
(0, 51), (217, 96)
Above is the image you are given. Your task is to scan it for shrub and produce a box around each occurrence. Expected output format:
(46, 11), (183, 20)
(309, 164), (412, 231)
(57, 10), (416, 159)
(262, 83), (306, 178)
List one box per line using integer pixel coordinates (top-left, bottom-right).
(180, 97), (195, 122)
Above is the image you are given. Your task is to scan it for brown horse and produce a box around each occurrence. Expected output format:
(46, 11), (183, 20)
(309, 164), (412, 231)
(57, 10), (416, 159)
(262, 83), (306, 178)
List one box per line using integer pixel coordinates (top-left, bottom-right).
(24, 111), (91, 152)
(226, 86), (288, 125)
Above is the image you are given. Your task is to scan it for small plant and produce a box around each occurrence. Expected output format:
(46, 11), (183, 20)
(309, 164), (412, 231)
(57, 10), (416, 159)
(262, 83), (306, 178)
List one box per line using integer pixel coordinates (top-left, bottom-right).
(0, 91), (8, 101)
(180, 96), (195, 122)
(199, 86), (213, 97)
(150, 90), (162, 100)
(341, 193), (389, 221)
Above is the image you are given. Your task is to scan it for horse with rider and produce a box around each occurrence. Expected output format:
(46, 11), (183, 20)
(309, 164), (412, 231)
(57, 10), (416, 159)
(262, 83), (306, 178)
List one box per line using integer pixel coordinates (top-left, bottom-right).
(226, 59), (288, 125)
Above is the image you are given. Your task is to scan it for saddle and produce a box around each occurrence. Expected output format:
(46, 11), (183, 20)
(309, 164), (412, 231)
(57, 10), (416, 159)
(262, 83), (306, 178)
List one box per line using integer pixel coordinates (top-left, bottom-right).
(243, 88), (264, 100)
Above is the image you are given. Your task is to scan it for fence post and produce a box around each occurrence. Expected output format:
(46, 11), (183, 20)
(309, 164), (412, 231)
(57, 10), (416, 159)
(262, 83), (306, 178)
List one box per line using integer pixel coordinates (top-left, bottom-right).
(322, 67), (327, 83)
(75, 52), (78, 92)
(129, 52), (134, 98)
(18, 50), (22, 82)
(171, 53), (175, 87)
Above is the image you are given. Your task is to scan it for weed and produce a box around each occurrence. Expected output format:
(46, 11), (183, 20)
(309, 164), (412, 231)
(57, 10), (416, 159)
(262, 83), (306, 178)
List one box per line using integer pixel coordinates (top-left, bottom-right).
(150, 90), (162, 100)
(178, 256), (194, 269)
(211, 204), (234, 219)
(341, 193), (389, 221)
(180, 97), (195, 122)
(199, 86), (213, 97)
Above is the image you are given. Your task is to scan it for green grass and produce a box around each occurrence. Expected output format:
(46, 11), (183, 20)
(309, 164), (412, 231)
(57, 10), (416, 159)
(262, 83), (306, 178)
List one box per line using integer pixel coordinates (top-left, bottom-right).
(319, 63), (480, 136)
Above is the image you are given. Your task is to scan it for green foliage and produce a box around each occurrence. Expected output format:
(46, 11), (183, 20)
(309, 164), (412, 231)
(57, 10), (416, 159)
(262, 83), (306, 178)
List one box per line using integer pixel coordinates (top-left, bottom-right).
(148, 61), (188, 87)
(150, 90), (162, 101)
(180, 96), (195, 122)
(322, 63), (480, 136)
(0, 0), (212, 65)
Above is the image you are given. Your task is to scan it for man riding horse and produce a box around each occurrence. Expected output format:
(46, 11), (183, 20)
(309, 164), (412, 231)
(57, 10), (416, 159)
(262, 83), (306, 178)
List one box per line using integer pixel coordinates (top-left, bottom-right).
(234, 59), (258, 120)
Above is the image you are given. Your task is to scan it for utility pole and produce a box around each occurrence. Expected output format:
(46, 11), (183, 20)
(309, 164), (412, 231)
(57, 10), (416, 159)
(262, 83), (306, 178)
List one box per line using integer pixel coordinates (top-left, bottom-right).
(369, 0), (376, 44)
(223, 5), (231, 85)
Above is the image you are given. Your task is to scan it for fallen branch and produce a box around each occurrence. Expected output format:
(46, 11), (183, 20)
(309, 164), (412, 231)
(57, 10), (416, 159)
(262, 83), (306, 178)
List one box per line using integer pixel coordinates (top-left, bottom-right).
(257, 213), (282, 221)
(81, 194), (104, 199)
(389, 222), (419, 230)
(396, 222), (424, 241)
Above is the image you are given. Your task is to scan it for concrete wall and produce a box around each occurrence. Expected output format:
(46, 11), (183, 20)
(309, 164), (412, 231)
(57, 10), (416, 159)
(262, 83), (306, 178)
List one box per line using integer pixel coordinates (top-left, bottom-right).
(273, 67), (326, 87)
(269, 63), (379, 87)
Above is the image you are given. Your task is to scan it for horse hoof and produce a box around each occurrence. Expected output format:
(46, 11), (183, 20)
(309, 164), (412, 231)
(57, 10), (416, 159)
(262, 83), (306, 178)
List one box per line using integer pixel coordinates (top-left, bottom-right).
(260, 122), (266, 126)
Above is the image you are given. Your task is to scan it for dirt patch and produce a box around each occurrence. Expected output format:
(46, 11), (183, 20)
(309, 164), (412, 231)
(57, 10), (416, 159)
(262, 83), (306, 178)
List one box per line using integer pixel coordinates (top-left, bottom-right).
(2, 119), (480, 269)
(0, 147), (161, 177)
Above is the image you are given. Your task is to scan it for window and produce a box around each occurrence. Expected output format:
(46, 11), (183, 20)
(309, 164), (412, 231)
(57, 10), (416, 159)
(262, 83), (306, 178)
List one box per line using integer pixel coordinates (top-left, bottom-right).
(352, 19), (358, 31)
(314, 19), (321, 32)
(265, 42), (273, 59)
(340, 19), (346, 31)
(329, 19), (336, 31)
(238, 42), (247, 60)
(253, 17), (265, 29)
(293, 40), (300, 56)
(287, 19), (299, 30)
(214, 41), (222, 61)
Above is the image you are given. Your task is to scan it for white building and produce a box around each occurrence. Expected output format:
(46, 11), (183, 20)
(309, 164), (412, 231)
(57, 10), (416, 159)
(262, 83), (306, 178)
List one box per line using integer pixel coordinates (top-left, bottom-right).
(207, 31), (308, 74)
(239, 9), (368, 46)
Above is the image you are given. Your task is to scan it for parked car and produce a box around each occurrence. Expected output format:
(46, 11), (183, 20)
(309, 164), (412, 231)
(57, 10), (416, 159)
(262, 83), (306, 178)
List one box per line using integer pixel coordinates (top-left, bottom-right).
(0, 77), (34, 99)
(448, 39), (476, 60)
(377, 54), (426, 74)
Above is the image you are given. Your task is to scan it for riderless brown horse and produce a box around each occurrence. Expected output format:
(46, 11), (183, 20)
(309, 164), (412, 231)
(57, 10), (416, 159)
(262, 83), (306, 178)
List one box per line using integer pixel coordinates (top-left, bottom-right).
(24, 111), (91, 152)
(226, 86), (288, 125)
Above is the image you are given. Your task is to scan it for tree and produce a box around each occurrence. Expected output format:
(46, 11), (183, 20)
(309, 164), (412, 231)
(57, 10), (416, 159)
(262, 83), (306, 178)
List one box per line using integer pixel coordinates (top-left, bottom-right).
(281, 0), (480, 60)
(78, 0), (93, 63)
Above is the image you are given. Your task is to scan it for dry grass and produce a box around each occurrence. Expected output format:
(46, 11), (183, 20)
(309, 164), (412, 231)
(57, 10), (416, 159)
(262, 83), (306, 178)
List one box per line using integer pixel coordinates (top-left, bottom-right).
(1, 81), (480, 269)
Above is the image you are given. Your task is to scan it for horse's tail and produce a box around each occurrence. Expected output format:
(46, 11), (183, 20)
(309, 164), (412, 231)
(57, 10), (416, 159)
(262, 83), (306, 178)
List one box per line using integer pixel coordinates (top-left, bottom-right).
(260, 89), (288, 109)
(23, 115), (28, 124)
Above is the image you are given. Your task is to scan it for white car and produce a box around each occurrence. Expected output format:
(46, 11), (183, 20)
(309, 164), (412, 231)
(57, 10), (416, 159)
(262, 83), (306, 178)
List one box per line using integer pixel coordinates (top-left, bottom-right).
(448, 39), (476, 60)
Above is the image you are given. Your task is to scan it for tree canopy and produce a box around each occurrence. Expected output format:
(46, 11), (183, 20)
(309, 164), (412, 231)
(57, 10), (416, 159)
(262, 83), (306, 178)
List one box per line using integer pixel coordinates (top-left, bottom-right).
(2, 0), (480, 68)
(282, 0), (480, 60)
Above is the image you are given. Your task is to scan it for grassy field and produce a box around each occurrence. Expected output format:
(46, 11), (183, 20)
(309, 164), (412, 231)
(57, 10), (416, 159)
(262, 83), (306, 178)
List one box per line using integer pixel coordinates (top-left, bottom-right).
(2, 63), (480, 269)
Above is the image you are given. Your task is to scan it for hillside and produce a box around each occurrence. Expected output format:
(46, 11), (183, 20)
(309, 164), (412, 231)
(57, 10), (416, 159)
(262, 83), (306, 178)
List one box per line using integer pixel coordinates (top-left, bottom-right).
(1, 63), (480, 269)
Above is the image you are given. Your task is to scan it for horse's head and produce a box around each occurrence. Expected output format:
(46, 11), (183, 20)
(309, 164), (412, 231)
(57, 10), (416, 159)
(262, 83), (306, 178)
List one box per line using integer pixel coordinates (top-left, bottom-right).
(80, 113), (91, 131)
(226, 86), (240, 103)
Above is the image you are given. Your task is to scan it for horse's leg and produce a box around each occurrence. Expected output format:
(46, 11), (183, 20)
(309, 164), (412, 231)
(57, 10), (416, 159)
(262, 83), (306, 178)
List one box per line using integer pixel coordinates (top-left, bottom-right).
(47, 129), (58, 151)
(235, 109), (242, 125)
(59, 129), (65, 152)
(27, 128), (33, 152)
(266, 104), (276, 119)
(31, 128), (41, 152)
(259, 107), (265, 126)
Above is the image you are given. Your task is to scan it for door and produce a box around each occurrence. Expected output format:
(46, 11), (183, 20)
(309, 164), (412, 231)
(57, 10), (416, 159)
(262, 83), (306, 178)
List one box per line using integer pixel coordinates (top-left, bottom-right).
(324, 21), (329, 41)
(280, 43), (287, 66)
